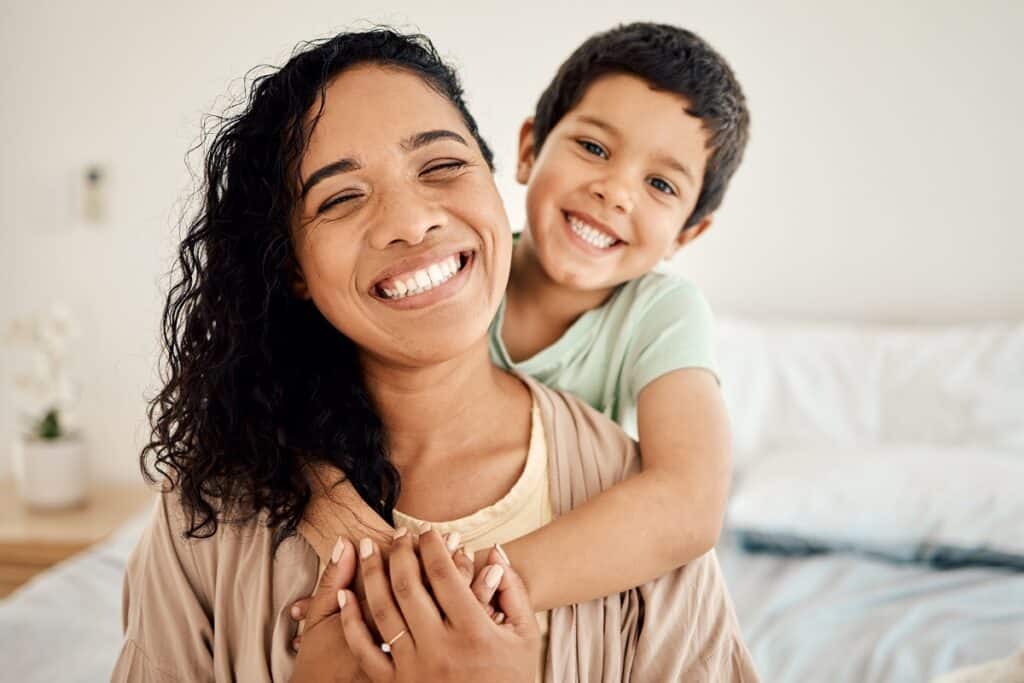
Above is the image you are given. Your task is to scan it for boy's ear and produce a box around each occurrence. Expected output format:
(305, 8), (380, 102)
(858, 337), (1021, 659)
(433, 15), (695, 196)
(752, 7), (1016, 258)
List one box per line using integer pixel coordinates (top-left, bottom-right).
(666, 214), (714, 259)
(516, 117), (536, 185)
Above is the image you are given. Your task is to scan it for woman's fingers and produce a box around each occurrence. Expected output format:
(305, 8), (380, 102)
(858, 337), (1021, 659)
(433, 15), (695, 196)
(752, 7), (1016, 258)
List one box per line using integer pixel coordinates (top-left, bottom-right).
(494, 565), (539, 638)
(337, 589), (395, 683)
(387, 527), (442, 637)
(469, 545), (508, 607)
(449, 534), (475, 585)
(417, 530), (491, 631)
(357, 537), (415, 659)
(304, 537), (357, 629)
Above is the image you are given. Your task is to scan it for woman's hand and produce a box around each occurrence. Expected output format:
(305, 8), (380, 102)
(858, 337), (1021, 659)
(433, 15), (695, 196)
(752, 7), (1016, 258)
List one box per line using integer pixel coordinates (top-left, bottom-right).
(343, 527), (540, 683)
(290, 537), (363, 682)
(289, 536), (511, 645)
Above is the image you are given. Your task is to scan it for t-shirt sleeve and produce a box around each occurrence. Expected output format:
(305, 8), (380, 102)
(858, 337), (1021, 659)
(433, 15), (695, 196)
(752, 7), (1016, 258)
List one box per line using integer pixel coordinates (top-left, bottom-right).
(112, 493), (215, 682)
(627, 277), (719, 402)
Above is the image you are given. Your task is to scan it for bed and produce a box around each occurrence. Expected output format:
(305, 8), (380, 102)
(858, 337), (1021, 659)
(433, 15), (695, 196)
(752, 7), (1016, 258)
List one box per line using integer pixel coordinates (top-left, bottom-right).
(2, 317), (1022, 681)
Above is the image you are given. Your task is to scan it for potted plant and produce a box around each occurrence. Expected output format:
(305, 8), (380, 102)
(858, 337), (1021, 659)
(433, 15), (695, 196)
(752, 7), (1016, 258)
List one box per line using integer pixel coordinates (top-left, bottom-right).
(4, 305), (88, 509)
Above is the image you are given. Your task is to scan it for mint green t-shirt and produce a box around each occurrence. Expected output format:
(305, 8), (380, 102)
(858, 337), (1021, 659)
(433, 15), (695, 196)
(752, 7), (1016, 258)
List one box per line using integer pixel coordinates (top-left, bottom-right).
(489, 272), (718, 439)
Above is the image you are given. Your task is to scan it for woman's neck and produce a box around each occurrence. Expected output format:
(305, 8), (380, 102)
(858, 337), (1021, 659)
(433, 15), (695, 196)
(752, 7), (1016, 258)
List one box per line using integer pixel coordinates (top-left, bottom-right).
(359, 340), (527, 469)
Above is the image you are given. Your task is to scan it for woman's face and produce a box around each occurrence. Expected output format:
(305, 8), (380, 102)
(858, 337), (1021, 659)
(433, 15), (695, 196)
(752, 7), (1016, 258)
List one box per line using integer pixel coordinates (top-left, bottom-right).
(291, 64), (512, 367)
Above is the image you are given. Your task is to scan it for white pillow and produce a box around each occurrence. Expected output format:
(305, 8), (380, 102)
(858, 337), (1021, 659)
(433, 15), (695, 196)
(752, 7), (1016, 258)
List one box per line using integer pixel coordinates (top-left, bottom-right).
(727, 445), (1024, 566)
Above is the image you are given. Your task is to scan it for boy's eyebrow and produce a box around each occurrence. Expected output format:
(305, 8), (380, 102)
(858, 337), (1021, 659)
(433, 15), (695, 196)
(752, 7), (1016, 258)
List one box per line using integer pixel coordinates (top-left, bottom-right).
(301, 129), (469, 200)
(576, 115), (696, 185)
(656, 153), (697, 186)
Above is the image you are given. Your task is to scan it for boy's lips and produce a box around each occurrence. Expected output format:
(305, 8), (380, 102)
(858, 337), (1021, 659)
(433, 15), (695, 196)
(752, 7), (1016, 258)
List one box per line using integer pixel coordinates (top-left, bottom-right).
(563, 210), (625, 244)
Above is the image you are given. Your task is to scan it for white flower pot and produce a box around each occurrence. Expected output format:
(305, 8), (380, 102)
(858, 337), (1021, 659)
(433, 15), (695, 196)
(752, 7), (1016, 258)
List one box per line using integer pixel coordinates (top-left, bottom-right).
(10, 436), (89, 509)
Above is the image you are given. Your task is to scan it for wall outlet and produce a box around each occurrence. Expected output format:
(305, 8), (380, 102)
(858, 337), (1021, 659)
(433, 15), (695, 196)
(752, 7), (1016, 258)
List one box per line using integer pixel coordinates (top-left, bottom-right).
(81, 164), (108, 225)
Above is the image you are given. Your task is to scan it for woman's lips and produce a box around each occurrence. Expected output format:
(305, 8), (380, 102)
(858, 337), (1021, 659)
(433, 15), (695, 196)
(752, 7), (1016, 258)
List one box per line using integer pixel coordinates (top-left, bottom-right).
(372, 251), (475, 310)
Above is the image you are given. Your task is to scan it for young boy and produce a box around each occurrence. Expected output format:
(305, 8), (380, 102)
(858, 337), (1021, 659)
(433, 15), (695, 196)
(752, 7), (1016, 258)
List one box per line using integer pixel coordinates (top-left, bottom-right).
(292, 21), (749, 619)
(482, 21), (750, 610)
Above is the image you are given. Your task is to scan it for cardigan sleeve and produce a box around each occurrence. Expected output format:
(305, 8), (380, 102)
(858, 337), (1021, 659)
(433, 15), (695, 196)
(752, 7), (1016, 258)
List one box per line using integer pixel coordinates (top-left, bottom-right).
(111, 493), (215, 682)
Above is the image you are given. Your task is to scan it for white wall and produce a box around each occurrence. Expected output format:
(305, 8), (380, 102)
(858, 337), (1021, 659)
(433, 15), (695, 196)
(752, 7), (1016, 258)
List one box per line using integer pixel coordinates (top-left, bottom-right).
(2, 1), (1022, 482)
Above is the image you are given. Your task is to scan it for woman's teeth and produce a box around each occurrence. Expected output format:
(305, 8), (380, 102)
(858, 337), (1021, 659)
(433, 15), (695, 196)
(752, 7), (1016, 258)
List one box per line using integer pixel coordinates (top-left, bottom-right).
(568, 215), (616, 249)
(379, 254), (463, 300)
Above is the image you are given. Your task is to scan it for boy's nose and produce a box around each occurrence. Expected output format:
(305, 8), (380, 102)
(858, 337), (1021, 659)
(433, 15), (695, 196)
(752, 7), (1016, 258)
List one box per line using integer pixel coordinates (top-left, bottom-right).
(589, 178), (634, 214)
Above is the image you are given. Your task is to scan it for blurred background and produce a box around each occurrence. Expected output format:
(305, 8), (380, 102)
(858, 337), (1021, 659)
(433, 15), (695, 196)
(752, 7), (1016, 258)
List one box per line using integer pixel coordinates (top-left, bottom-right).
(1, 0), (1021, 481)
(1, 2), (1022, 681)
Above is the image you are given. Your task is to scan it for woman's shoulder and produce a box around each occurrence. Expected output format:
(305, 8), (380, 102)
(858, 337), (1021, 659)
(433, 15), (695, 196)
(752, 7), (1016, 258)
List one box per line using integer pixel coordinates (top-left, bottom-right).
(132, 489), (316, 596)
(519, 376), (640, 502)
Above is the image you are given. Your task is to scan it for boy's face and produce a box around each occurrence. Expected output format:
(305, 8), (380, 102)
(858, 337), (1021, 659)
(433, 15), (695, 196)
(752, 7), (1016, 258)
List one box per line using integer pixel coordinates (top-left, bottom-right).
(517, 73), (713, 293)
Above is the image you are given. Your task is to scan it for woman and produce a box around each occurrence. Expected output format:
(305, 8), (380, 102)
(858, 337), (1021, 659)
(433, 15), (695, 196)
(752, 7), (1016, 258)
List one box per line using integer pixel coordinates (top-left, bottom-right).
(114, 28), (756, 682)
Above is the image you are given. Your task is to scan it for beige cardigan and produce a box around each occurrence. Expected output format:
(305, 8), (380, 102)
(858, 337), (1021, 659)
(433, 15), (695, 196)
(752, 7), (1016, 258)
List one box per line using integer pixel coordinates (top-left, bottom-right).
(114, 375), (758, 681)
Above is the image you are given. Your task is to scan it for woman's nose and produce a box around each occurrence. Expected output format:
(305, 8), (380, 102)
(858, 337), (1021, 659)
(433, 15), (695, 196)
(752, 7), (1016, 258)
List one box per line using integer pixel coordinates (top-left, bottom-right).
(367, 191), (447, 249)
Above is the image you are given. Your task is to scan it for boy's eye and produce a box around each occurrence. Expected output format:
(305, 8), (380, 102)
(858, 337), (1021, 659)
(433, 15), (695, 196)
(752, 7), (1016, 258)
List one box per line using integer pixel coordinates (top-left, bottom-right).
(577, 140), (608, 159)
(648, 177), (676, 195)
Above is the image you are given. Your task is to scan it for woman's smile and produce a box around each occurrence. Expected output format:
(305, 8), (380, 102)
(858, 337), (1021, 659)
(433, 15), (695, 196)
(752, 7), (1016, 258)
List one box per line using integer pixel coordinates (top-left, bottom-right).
(370, 248), (476, 310)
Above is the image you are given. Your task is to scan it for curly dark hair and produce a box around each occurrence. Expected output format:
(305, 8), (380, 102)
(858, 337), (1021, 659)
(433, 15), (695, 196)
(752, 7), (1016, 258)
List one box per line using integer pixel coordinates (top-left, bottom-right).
(142, 28), (494, 548)
(532, 22), (750, 229)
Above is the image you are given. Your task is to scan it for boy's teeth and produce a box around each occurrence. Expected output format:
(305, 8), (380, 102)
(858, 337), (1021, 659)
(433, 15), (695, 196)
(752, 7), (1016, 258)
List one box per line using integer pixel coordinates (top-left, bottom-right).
(568, 215), (616, 249)
(379, 254), (464, 300)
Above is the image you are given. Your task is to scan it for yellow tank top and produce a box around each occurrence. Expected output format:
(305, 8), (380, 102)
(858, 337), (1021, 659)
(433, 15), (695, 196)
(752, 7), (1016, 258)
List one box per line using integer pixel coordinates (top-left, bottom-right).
(393, 399), (552, 680)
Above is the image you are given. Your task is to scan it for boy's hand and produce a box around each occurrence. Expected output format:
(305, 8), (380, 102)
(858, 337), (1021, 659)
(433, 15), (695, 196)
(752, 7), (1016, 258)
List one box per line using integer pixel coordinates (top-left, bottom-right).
(341, 528), (539, 683)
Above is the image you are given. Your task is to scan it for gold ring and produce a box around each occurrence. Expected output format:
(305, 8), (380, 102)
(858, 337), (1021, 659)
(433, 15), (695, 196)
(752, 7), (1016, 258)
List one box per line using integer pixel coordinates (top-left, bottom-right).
(380, 629), (407, 654)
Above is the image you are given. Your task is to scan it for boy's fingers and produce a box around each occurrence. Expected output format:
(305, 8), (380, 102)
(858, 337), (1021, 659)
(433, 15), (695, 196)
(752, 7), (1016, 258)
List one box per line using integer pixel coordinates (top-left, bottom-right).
(494, 566), (539, 638)
(289, 597), (311, 621)
(418, 530), (490, 630)
(305, 537), (357, 628)
(338, 589), (395, 683)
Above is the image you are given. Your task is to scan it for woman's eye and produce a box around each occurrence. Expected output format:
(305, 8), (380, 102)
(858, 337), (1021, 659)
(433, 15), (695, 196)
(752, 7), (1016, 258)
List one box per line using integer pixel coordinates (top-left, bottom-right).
(422, 160), (467, 176)
(577, 140), (608, 159)
(318, 194), (360, 213)
(648, 177), (676, 195)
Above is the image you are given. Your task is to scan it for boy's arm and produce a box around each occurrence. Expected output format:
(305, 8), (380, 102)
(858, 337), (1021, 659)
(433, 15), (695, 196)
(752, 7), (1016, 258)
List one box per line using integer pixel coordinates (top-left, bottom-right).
(485, 368), (732, 612)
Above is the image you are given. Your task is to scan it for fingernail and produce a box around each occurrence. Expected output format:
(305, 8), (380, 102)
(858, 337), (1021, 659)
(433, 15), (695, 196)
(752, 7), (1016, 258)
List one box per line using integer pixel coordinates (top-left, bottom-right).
(290, 604), (302, 619)
(495, 612), (505, 624)
(393, 527), (408, 540)
(445, 531), (461, 552)
(292, 638), (300, 651)
(331, 537), (344, 564)
(485, 564), (505, 589)
(359, 538), (374, 559)
(337, 590), (347, 609)
(494, 543), (510, 567)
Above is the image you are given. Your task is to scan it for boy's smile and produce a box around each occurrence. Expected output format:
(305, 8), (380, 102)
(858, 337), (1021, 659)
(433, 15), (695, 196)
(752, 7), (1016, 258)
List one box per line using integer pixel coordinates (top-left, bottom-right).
(516, 73), (714, 294)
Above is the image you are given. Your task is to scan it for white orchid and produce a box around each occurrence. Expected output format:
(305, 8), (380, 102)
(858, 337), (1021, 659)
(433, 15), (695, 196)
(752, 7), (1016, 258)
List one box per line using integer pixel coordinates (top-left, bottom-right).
(3, 304), (80, 440)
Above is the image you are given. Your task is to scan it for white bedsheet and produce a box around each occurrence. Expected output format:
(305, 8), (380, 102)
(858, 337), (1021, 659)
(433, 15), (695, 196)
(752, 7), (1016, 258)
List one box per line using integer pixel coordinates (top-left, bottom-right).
(2, 514), (1022, 682)
(717, 532), (1024, 682)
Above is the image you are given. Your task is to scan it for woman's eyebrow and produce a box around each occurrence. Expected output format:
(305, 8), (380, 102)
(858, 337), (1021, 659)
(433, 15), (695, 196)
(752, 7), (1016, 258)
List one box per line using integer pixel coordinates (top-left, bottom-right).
(301, 158), (361, 199)
(400, 129), (469, 151)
